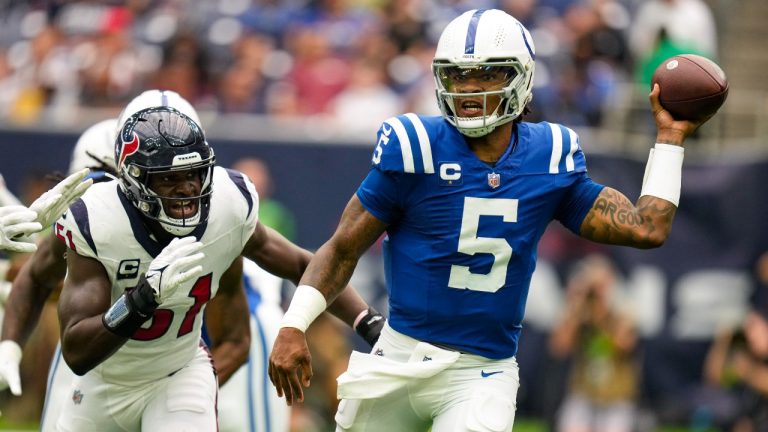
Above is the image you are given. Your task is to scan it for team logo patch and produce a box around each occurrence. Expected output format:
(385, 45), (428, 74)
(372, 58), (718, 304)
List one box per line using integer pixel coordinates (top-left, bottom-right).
(487, 172), (501, 189)
(72, 389), (84, 405)
(118, 132), (140, 168)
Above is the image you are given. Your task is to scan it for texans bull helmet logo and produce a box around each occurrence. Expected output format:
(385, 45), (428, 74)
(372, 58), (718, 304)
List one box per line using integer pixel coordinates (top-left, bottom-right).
(117, 132), (140, 170)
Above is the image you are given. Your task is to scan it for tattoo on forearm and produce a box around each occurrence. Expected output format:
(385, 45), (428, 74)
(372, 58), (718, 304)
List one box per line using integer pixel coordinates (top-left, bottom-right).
(593, 197), (642, 227)
(581, 188), (676, 246)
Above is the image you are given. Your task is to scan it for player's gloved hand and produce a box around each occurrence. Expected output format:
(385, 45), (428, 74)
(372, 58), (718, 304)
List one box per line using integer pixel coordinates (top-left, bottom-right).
(0, 340), (22, 396)
(29, 168), (92, 229)
(0, 206), (40, 253)
(146, 236), (205, 304)
(354, 307), (386, 347)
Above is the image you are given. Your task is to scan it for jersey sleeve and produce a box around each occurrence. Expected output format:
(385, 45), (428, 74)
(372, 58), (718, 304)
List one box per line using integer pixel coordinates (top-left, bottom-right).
(356, 167), (402, 224)
(223, 168), (260, 248)
(554, 173), (605, 234)
(55, 198), (98, 259)
(371, 114), (436, 175)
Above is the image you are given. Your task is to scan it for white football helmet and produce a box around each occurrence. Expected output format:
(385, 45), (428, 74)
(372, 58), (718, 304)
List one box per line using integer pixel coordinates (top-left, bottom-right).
(116, 89), (202, 134)
(433, 9), (536, 137)
(68, 118), (119, 176)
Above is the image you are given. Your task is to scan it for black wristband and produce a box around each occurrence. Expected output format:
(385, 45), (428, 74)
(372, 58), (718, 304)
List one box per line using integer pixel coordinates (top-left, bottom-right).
(102, 275), (159, 338)
(354, 307), (385, 347)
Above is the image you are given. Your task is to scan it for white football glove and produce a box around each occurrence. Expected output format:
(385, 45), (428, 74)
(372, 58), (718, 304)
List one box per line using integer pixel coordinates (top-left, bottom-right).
(0, 340), (22, 396)
(146, 236), (205, 304)
(29, 168), (93, 229)
(0, 206), (41, 253)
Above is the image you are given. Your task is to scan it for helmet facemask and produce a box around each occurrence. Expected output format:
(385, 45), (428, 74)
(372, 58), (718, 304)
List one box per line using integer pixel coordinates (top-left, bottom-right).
(122, 162), (214, 236)
(433, 60), (530, 137)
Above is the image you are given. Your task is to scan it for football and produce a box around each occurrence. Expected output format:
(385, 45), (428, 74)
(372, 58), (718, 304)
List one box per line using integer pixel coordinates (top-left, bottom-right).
(651, 54), (729, 121)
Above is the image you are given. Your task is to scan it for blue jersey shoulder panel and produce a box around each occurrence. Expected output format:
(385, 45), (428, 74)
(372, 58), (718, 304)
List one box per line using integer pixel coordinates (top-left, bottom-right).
(518, 122), (588, 175)
(372, 114), (447, 175)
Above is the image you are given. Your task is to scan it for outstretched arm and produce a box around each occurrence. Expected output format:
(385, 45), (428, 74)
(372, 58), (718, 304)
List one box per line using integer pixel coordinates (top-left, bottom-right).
(579, 84), (711, 248)
(268, 195), (387, 405)
(241, 221), (374, 330)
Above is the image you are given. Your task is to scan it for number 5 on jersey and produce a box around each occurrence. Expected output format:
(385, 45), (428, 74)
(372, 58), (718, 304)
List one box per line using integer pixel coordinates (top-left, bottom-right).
(448, 197), (517, 293)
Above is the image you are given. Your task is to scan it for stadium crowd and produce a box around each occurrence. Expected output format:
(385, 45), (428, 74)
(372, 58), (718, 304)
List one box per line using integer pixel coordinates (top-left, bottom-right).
(2, 1), (757, 432)
(0, 0), (716, 130)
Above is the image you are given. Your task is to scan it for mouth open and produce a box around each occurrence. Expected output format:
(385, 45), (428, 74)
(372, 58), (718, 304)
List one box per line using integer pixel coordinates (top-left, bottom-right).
(457, 99), (484, 117)
(167, 199), (199, 219)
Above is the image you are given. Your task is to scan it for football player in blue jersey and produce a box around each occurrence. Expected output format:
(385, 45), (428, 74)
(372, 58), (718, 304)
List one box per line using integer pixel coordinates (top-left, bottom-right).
(268, 8), (715, 432)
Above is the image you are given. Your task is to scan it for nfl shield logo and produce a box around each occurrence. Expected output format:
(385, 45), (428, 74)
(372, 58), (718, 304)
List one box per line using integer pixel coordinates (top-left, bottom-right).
(487, 172), (501, 189)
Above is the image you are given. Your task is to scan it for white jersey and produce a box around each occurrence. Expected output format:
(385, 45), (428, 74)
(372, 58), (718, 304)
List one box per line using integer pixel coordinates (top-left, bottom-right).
(58, 166), (259, 386)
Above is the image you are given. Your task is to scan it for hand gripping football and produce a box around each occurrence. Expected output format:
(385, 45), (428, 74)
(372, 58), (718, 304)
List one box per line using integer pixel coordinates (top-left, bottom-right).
(651, 54), (729, 121)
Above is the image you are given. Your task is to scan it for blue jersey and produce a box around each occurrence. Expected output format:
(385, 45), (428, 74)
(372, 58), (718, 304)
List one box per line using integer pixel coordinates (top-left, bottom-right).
(357, 114), (604, 359)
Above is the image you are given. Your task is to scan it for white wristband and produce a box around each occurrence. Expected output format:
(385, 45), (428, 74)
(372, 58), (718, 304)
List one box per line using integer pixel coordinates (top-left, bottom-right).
(640, 143), (684, 206)
(280, 285), (327, 333)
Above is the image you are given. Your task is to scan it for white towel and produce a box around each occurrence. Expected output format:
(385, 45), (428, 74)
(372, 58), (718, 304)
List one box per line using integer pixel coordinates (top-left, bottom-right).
(337, 342), (460, 400)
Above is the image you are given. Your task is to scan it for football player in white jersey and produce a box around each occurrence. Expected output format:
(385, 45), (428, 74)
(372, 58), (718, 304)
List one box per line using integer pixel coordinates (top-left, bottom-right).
(269, 8), (714, 432)
(54, 104), (374, 431)
(1, 90), (383, 431)
(1, 118), (248, 431)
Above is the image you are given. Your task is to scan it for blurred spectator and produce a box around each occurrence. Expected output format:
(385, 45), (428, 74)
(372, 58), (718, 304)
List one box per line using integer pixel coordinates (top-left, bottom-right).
(232, 157), (297, 241)
(0, 0), (704, 130)
(77, 6), (150, 105)
(702, 310), (768, 431)
(382, 0), (428, 53)
(282, 25), (350, 115)
(549, 254), (640, 432)
(697, 252), (768, 431)
(218, 62), (266, 113)
(629, 0), (717, 83)
(149, 31), (211, 104)
(331, 59), (403, 135)
(634, 28), (707, 86)
(292, 0), (380, 55)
